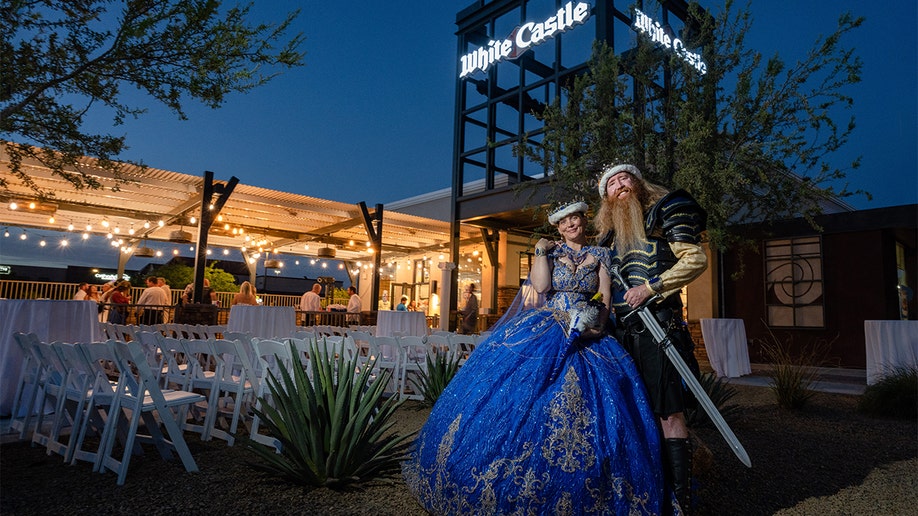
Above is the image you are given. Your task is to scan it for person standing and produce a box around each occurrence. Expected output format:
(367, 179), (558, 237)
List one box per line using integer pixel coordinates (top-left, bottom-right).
(595, 163), (707, 512)
(346, 286), (362, 324)
(99, 281), (115, 322)
(300, 283), (322, 325)
(136, 276), (168, 325)
(72, 282), (89, 300)
(459, 283), (478, 334)
(233, 281), (259, 306)
(182, 278), (216, 304)
(157, 277), (172, 322)
(403, 201), (675, 514)
(396, 295), (409, 311)
(108, 281), (132, 324)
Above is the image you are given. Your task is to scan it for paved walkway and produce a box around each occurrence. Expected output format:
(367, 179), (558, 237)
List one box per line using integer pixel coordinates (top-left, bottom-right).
(716, 364), (867, 396)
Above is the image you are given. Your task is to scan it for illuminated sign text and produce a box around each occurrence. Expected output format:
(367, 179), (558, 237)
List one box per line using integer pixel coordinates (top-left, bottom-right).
(460, 1), (591, 78)
(633, 9), (707, 75)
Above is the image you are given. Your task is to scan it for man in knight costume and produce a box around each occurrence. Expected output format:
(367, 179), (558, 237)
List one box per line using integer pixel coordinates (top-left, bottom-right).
(595, 163), (707, 513)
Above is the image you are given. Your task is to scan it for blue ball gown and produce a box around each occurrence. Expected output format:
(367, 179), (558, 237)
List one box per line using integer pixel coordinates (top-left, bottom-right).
(403, 245), (678, 515)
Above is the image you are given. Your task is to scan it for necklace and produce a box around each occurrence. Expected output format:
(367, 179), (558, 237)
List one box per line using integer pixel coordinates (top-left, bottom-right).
(560, 243), (589, 268)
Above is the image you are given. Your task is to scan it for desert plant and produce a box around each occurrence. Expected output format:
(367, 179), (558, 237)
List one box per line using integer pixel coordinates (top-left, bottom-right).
(407, 350), (462, 407)
(756, 329), (837, 410)
(246, 340), (414, 487)
(858, 366), (918, 419)
(685, 371), (741, 427)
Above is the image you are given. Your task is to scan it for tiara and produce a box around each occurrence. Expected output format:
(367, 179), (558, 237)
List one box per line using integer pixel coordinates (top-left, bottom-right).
(548, 199), (589, 224)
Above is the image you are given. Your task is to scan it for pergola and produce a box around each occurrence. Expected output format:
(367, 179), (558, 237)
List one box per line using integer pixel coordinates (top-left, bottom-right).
(0, 147), (480, 273)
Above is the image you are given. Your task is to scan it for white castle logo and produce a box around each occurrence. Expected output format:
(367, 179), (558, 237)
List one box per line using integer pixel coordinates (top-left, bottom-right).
(459, 1), (591, 78)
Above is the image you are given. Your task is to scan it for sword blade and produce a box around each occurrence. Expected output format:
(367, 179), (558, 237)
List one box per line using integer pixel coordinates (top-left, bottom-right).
(635, 308), (752, 468)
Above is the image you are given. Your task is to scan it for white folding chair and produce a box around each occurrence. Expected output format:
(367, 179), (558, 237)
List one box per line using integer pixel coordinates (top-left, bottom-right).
(9, 332), (44, 439)
(69, 341), (123, 470)
(179, 338), (221, 440)
(27, 340), (68, 450)
(292, 328), (317, 341)
(99, 340), (205, 485)
(158, 336), (191, 391)
(425, 334), (453, 360)
(449, 333), (477, 366)
(369, 336), (401, 397)
(396, 336), (429, 401)
(249, 339), (295, 451)
(48, 341), (98, 463)
(207, 338), (256, 446)
(132, 330), (169, 385)
(347, 330), (374, 367)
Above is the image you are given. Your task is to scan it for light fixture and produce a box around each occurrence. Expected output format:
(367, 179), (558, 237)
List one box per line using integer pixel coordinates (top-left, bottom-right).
(134, 241), (156, 257)
(317, 245), (336, 258)
(169, 228), (192, 242)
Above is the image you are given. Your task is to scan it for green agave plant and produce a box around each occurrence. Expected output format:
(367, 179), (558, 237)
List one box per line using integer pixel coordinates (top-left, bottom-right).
(407, 350), (462, 407)
(246, 339), (414, 487)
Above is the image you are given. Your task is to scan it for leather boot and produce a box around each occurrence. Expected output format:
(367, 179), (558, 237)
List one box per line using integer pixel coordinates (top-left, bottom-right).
(664, 437), (693, 514)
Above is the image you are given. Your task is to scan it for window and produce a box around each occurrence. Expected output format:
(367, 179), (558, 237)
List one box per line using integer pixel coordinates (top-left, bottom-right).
(764, 236), (825, 327)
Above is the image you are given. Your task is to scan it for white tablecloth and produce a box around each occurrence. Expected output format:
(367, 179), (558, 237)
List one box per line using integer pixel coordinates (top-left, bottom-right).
(865, 320), (918, 385)
(376, 311), (427, 337)
(700, 318), (752, 378)
(226, 305), (296, 339)
(0, 300), (102, 416)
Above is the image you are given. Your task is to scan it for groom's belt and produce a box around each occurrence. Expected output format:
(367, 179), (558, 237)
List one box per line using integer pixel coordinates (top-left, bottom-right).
(614, 298), (682, 332)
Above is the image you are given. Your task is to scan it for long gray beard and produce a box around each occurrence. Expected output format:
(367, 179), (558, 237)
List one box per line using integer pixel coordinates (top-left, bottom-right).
(611, 192), (647, 254)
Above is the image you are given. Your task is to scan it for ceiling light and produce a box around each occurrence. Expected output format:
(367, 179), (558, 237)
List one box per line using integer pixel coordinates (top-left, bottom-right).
(134, 246), (156, 257)
(169, 229), (192, 242)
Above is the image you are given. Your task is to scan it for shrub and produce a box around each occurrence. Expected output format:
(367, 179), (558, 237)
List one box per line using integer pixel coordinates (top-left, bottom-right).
(246, 340), (414, 487)
(858, 366), (918, 419)
(407, 350), (462, 407)
(685, 371), (741, 427)
(756, 329), (837, 410)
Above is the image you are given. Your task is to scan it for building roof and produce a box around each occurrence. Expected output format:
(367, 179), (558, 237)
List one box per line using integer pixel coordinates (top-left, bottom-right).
(1, 146), (478, 263)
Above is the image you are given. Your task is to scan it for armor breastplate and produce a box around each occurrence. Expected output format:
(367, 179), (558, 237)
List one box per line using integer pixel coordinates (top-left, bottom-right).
(605, 190), (706, 314)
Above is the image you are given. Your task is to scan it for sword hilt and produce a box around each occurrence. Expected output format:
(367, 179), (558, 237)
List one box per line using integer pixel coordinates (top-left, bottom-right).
(610, 265), (663, 321)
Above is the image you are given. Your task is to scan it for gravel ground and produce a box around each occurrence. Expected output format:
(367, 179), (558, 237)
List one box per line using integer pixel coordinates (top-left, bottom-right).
(1, 385), (915, 515)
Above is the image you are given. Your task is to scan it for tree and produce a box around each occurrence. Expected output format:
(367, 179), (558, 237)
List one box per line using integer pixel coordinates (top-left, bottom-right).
(0, 0), (305, 193)
(145, 261), (236, 292)
(518, 1), (865, 250)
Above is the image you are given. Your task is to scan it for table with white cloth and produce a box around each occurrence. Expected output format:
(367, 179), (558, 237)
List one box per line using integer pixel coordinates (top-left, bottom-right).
(376, 311), (427, 337)
(0, 299), (103, 416)
(226, 305), (296, 339)
(864, 320), (918, 385)
(700, 318), (752, 378)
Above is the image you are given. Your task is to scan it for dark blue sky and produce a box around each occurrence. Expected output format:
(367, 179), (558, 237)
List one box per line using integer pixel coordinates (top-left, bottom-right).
(3, 1), (916, 272)
(79, 0), (917, 210)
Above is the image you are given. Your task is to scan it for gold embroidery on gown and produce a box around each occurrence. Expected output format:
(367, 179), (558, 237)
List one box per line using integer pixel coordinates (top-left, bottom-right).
(403, 364), (655, 514)
(542, 367), (595, 472)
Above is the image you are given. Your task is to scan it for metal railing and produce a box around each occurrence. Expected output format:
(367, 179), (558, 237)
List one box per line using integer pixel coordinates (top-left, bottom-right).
(0, 279), (371, 327)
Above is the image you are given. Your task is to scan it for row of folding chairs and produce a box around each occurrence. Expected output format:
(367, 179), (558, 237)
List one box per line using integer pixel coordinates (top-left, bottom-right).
(99, 322), (226, 342)
(11, 332), (204, 485)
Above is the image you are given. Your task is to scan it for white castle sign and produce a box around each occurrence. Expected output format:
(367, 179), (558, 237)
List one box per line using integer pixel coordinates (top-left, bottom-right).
(459, 1), (591, 78)
(632, 8), (707, 75)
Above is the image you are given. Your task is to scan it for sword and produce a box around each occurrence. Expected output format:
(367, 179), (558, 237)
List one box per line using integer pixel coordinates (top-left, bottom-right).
(612, 266), (752, 468)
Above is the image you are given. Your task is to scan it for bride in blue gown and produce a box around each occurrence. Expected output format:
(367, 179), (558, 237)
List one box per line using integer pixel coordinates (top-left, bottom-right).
(403, 201), (678, 515)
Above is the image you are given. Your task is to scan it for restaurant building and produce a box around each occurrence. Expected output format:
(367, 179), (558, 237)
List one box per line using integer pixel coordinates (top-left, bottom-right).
(442, 0), (917, 368)
(446, 0), (715, 317)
